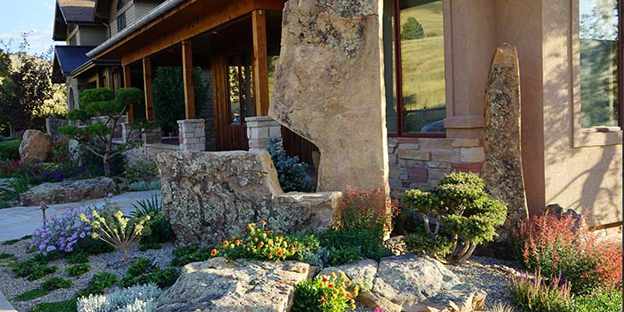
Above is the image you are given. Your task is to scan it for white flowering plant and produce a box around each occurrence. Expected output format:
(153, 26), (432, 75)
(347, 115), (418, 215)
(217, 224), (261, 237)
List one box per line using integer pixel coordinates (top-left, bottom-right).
(77, 283), (161, 312)
(79, 203), (150, 263)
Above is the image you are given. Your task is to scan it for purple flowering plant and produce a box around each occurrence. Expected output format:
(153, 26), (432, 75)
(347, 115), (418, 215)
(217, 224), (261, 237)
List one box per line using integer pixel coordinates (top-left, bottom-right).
(29, 204), (101, 254)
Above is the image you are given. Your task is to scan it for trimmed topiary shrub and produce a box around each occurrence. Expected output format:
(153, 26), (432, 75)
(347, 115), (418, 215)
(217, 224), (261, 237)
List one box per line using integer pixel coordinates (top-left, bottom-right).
(402, 172), (508, 263)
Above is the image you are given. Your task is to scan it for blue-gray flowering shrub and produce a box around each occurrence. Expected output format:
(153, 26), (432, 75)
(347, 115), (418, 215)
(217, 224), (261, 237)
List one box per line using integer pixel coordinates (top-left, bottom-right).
(77, 283), (161, 312)
(30, 205), (99, 253)
(266, 137), (315, 192)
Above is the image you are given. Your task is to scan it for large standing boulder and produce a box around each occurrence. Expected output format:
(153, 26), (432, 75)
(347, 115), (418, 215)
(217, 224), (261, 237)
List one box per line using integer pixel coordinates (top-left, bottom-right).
(19, 130), (52, 164)
(481, 43), (529, 240)
(156, 257), (314, 312)
(19, 177), (116, 206)
(155, 150), (341, 247)
(270, 0), (389, 194)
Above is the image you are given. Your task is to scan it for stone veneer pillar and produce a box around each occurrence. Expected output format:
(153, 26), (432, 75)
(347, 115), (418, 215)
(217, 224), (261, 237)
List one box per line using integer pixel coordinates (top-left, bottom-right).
(121, 122), (139, 143)
(246, 116), (282, 154)
(177, 119), (206, 151)
(142, 126), (162, 144)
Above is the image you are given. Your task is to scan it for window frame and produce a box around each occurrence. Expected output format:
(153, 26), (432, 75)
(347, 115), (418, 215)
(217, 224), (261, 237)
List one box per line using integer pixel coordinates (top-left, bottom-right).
(572, 0), (623, 147)
(387, 0), (446, 138)
(117, 12), (127, 31)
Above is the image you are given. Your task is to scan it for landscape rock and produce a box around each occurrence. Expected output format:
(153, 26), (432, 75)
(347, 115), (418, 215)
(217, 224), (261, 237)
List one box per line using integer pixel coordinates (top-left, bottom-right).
(155, 150), (341, 246)
(270, 0), (389, 194)
(481, 43), (529, 240)
(19, 177), (116, 206)
(408, 283), (487, 312)
(19, 130), (52, 164)
(370, 254), (461, 309)
(319, 259), (378, 287)
(156, 257), (313, 312)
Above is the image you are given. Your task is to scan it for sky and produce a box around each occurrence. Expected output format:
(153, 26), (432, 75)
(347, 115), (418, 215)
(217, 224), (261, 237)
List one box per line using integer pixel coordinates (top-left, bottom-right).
(0, 0), (60, 55)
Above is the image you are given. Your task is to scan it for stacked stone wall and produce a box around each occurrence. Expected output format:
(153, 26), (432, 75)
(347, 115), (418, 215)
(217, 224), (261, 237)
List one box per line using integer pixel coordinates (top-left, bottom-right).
(388, 137), (485, 192)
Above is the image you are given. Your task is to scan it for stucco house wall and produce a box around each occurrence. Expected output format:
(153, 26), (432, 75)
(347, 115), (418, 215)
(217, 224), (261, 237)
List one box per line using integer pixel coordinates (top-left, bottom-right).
(388, 0), (622, 227)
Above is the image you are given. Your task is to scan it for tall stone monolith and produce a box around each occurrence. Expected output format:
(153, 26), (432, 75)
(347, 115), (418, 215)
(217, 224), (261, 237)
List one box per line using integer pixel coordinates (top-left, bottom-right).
(481, 43), (529, 240)
(270, 0), (389, 194)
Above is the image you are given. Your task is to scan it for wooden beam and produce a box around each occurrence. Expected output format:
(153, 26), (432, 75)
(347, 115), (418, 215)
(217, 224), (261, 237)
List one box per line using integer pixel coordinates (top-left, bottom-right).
(182, 41), (195, 119)
(252, 9), (270, 116)
(120, 0), (255, 66)
(123, 65), (134, 121)
(143, 57), (155, 120)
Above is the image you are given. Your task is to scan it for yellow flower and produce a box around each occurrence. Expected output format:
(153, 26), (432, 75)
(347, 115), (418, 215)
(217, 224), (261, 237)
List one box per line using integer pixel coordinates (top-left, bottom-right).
(350, 304), (356, 309)
(331, 272), (337, 280)
(229, 244), (235, 249)
(78, 214), (88, 222)
(222, 240), (229, 247)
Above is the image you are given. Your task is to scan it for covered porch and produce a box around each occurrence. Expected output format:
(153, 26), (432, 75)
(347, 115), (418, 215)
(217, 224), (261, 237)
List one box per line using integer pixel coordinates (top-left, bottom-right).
(89, 0), (317, 163)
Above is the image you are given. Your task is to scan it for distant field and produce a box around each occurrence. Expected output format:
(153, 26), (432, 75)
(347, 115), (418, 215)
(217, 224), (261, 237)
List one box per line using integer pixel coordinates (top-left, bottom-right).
(399, 1), (446, 132)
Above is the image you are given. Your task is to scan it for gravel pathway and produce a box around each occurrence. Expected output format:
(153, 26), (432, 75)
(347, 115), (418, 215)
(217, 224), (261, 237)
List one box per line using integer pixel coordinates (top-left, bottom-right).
(0, 238), (175, 312)
(447, 256), (522, 311)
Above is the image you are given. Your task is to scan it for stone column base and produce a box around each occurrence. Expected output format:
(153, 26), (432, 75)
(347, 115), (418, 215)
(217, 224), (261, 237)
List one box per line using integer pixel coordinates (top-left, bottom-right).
(178, 119), (206, 151)
(142, 126), (162, 144)
(246, 116), (282, 154)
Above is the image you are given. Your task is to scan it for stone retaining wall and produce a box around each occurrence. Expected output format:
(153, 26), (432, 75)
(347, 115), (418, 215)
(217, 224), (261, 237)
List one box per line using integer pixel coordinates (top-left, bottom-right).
(388, 137), (485, 192)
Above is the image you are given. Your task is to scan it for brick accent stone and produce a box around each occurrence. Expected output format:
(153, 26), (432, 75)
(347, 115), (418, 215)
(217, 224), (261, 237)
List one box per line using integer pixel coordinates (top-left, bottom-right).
(178, 119), (206, 151)
(246, 116), (283, 154)
(388, 138), (484, 193)
(398, 150), (431, 161)
(452, 139), (481, 148)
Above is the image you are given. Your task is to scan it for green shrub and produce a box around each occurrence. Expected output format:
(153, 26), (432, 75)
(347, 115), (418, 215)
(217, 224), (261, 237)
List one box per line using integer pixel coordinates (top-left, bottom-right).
(402, 172), (507, 263)
(75, 271), (117, 299)
(10, 258), (57, 281)
(152, 66), (207, 135)
(170, 244), (211, 267)
(41, 276), (72, 291)
(12, 288), (49, 302)
(0, 199), (11, 208)
(267, 137), (315, 192)
(131, 195), (175, 246)
(401, 17), (425, 40)
(125, 160), (159, 183)
(403, 226), (453, 259)
(0, 140), (21, 161)
(73, 238), (115, 256)
(0, 174), (31, 200)
(0, 252), (14, 260)
(564, 290), (623, 312)
(120, 257), (179, 288)
(128, 180), (161, 192)
(67, 264), (91, 277)
(29, 299), (77, 312)
(319, 228), (391, 266)
(508, 269), (571, 312)
(293, 273), (357, 312)
(67, 253), (89, 264)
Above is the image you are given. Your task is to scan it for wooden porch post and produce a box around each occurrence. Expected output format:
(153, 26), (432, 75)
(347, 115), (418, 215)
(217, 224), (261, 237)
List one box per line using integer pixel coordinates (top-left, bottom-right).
(182, 40), (195, 119)
(143, 57), (155, 120)
(252, 9), (270, 116)
(123, 65), (134, 121)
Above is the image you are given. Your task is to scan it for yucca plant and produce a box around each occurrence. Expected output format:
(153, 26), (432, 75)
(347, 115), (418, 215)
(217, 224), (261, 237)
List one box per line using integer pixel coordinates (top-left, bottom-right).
(131, 195), (162, 218)
(0, 174), (31, 200)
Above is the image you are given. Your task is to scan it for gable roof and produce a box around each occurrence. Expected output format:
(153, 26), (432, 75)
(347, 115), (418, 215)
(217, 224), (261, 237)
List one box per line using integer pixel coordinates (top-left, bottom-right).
(52, 45), (95, 82)
(58, 0), (97, 23)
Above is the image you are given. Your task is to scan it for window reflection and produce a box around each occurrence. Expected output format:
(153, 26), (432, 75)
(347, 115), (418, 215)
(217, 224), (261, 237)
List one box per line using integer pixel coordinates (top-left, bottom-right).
(228, 52), (255, 124)
(579, 0), (620, 128)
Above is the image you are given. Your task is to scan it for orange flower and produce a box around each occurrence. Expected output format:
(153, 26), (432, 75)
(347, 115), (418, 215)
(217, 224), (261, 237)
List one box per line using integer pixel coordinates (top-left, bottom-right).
(320, 300), (326, 306)
(328, 283), (335, 289)
(235, 239), (242, 245)
(322, 276), (329, 282)
(322, 292), (328, 298)
(210, 249), (218, 256)
(278, 250), (284, 256)
(260, 220), (267, 225)
(346, 293), (352, 299)
(258, 242), (264, 248)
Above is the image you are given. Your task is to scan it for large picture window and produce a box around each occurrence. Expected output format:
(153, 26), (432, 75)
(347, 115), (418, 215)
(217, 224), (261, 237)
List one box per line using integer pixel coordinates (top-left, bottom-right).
(579, 0), (622, 128)
(383, 0), (446, 137)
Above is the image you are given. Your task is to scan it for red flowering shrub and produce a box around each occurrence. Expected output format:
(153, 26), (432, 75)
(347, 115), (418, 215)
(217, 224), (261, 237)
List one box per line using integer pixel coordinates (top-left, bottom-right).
(336, 186), (399, 235)
(519, 210), (622, 294)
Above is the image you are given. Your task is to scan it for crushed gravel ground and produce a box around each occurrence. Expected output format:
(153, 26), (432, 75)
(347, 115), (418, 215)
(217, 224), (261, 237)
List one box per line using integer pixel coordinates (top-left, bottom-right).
(447, 256), (522, 311)
(0, 238), (175, 312)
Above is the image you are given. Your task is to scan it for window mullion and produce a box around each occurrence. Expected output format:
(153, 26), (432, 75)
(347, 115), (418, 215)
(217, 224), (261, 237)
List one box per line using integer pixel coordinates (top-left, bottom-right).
(393, 0), (404, 137)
